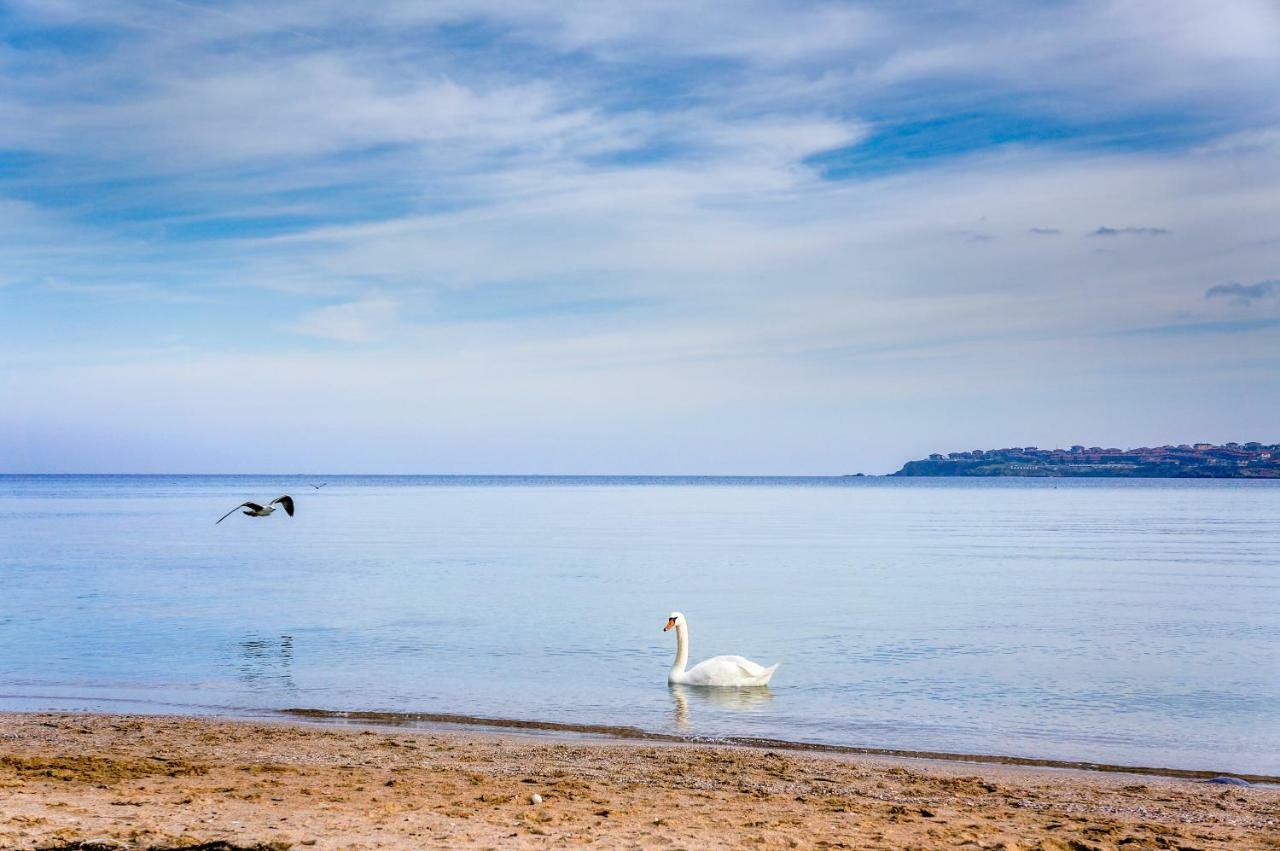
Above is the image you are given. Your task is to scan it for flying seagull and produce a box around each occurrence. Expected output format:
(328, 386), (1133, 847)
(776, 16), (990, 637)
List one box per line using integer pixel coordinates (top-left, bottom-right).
(216, 495), (295, 524)
(309, 482), (327, 489)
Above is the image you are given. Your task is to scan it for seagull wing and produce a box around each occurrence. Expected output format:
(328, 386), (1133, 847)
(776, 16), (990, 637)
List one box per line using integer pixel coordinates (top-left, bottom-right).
(216, 502), (259, 524)
(271, 495), (295, 516)
(310, 483), (327, 489)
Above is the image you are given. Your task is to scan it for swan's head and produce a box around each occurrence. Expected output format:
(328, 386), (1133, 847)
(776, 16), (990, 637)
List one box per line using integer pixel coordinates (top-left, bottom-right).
(664, 611), (684, 632)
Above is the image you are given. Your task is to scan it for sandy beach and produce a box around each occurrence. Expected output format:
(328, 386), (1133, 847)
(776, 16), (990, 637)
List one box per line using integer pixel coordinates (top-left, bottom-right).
(0, 713), (1275, 850)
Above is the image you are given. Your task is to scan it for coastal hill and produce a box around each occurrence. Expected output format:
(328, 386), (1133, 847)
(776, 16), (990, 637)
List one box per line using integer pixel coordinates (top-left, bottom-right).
(894, 442), (1280, 478)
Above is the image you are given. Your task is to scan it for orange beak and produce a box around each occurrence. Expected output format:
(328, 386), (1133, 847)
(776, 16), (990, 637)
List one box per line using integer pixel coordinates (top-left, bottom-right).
(664, 617), (677, 632)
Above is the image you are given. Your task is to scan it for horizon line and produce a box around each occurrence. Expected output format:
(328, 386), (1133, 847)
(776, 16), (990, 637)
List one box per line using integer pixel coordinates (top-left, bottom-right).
(0, 471), (877, 478)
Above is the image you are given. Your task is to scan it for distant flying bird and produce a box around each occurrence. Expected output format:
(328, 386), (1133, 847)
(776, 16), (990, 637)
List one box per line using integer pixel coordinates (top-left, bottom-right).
(309, 482), (327, 489)
(216, 495), (295, 525)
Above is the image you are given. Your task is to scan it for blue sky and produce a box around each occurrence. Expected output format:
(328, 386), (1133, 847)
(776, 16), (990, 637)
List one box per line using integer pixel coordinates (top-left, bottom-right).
(1, 0), (1278, 473)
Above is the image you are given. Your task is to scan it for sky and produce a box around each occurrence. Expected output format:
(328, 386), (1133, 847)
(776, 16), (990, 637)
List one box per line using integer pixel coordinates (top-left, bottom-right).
(1, 0), (1278, 474)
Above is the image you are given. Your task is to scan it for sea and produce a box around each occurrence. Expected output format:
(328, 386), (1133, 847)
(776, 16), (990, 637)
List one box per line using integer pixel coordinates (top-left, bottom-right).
(1, 475), (1276, 775)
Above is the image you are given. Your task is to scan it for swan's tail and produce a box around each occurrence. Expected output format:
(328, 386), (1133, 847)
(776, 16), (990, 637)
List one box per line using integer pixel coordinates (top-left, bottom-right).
(753, 663), (779, 686)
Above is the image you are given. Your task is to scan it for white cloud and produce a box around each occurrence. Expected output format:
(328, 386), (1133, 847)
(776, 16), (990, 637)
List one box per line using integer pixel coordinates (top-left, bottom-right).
(289, 296), (401, 343)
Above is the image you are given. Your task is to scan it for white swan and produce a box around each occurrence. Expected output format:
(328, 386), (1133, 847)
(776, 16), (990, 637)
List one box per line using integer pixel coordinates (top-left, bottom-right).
(663, 611), (778, 687)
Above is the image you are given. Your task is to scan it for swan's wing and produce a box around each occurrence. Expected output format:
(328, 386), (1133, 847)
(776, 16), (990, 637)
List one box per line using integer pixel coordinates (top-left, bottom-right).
(685, 655), (776, 686)
(216, 502), (257, 524)
(716, 655), (768, 677)
(753, 663), (779, 685)
(271, 495), (295, 516)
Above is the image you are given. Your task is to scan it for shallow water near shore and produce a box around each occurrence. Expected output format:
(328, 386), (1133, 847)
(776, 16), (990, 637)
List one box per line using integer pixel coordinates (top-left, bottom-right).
(1, 475), (1277, 773)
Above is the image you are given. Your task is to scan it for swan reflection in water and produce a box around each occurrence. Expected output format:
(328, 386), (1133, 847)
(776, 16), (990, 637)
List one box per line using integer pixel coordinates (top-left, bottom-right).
(669, 683), (775, 729)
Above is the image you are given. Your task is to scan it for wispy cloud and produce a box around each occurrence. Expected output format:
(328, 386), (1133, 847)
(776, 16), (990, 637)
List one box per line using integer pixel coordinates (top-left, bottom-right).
(289, 296), (401, 344)
(1089, 226), (1170, 237)
(1110, 316), (1280, 337)
(1204, 279), (1280, 305)
(38, 279), (216, 304)
(1028, 227), (1061, 235)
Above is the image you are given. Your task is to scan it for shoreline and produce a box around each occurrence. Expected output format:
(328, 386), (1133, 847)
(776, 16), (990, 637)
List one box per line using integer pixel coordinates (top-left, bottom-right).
(5, 698), (1273, 784)
(1, 711), (1276, 849)
(280, 707), (1280, 785)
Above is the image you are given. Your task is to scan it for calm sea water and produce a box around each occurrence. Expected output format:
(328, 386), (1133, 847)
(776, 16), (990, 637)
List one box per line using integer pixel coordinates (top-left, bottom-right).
(0, 475), (1276, 774)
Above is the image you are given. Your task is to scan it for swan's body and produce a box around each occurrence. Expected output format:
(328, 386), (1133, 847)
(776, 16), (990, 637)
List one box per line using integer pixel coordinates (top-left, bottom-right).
(676, 654), (777, 687)
(664, 611), (778, 687)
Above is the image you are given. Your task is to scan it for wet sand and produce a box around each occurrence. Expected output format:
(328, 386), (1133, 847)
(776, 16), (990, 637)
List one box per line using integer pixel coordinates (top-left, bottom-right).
(0, 713), (1275, 850)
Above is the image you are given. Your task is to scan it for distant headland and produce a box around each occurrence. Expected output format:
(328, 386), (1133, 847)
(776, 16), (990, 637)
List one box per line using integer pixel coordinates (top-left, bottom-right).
(893, 443), (1280, 478)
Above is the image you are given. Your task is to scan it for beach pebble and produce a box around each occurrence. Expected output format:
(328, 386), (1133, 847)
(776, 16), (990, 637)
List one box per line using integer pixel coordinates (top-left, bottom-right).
(530, 793), (543, 805)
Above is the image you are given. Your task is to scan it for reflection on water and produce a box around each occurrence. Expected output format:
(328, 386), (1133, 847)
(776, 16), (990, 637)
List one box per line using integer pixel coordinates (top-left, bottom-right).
(670, 684), (774, 728)
(237, 634), (295, 692)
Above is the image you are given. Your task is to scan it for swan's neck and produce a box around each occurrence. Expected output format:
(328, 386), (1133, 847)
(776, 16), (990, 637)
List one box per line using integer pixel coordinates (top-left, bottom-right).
(670, 622), (689, 680)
